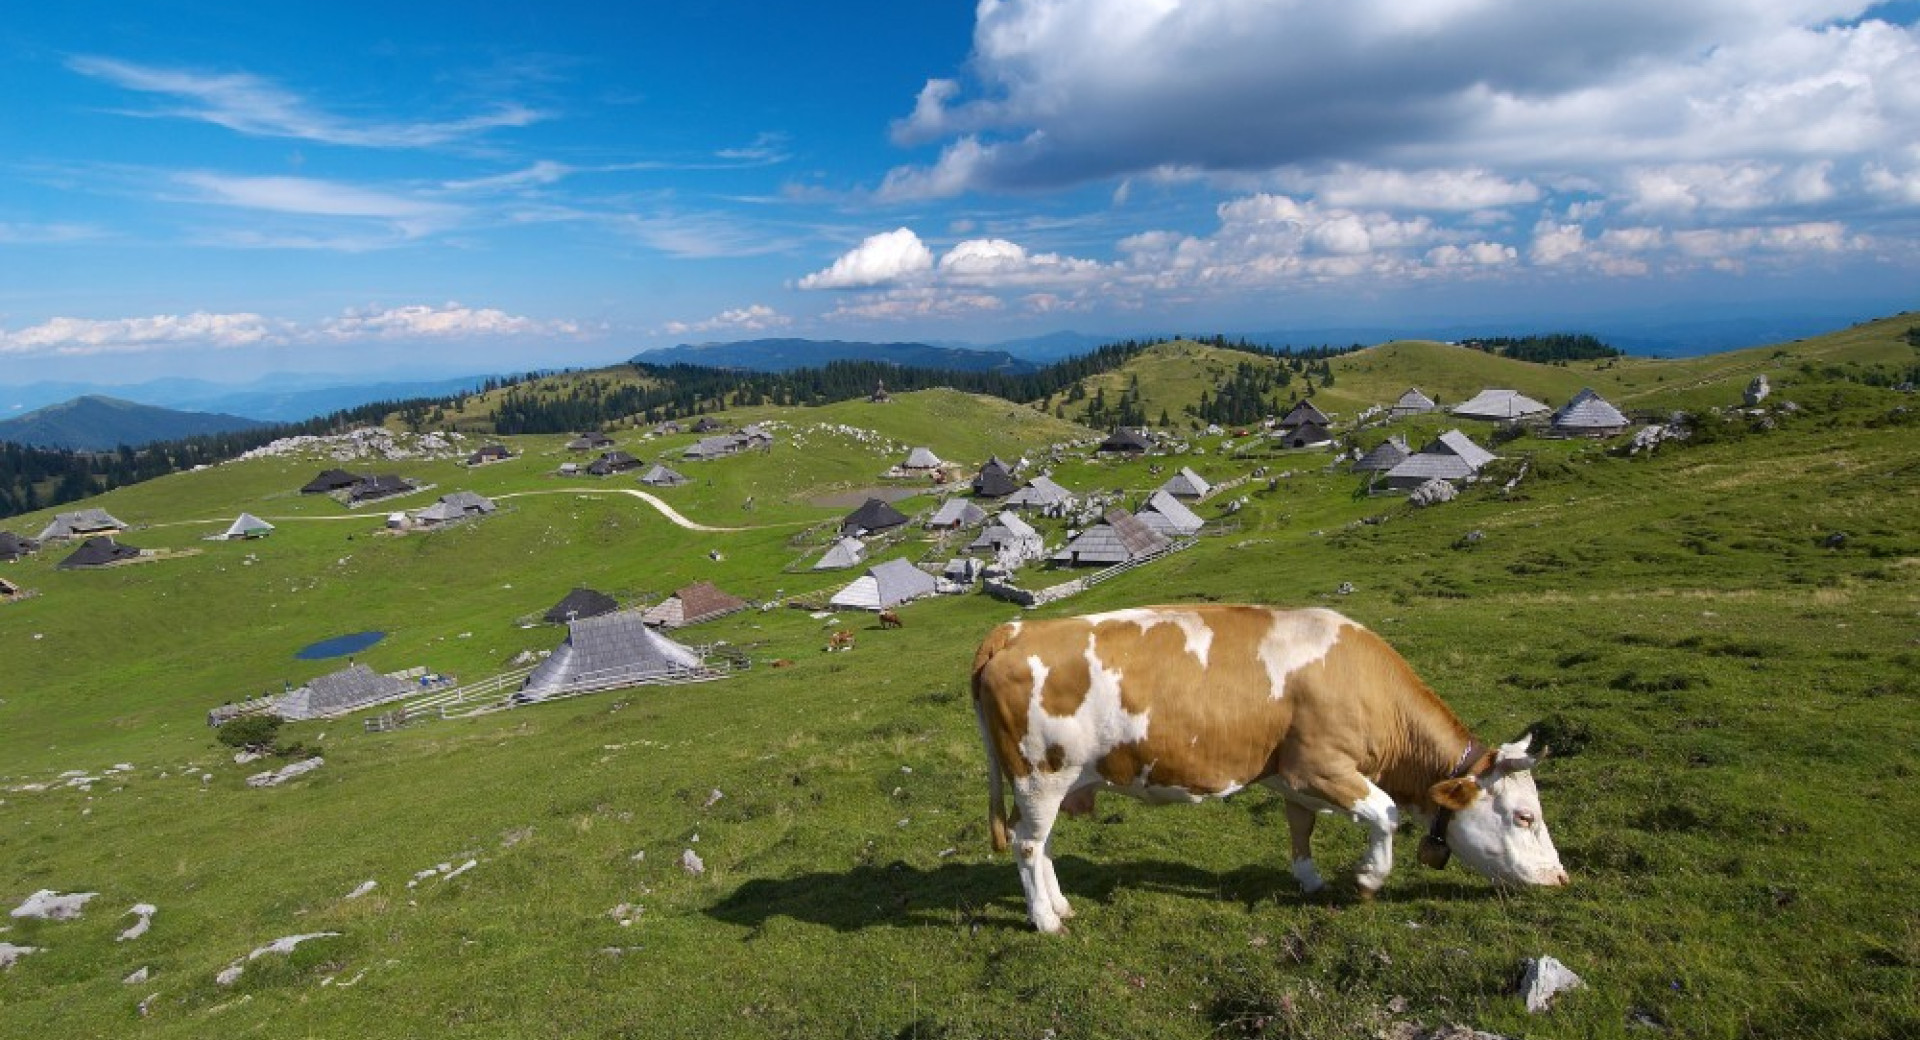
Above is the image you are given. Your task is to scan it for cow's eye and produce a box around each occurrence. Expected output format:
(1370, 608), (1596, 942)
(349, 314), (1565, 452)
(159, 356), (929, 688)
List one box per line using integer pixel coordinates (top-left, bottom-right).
(1513, 810), (1536, 828)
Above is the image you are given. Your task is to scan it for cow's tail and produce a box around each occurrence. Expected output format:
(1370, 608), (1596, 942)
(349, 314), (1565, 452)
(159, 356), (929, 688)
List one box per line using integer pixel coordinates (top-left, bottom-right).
(972, 624), (1017, 853)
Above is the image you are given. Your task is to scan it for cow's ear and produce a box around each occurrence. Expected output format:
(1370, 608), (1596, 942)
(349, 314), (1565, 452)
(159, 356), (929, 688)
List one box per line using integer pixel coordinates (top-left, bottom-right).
(1429, 777), (1481, 811)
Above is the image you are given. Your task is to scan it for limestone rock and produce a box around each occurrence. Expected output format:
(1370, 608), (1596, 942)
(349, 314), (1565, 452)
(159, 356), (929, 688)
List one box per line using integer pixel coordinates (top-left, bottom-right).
(1409, 479), (1458, 508)
(10, 889), (97, 921)
(1521, 955), (1586, 1013)
(246, 757), (324, 788)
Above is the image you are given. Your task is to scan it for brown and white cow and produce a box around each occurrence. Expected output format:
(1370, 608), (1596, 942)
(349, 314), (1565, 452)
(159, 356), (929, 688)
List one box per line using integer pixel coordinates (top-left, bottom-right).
(972, 605), (1567, 933)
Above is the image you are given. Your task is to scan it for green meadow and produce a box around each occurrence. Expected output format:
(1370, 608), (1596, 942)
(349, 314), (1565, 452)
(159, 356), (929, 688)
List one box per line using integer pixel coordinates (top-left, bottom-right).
(1, 320), (1916, 1039)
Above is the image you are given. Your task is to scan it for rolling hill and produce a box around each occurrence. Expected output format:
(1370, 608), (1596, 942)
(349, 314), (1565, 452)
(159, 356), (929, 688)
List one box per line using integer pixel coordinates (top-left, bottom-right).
(0, 315), (1914, 1039)
(0, 395), (270, 450)
(632, 337), (1038, 373)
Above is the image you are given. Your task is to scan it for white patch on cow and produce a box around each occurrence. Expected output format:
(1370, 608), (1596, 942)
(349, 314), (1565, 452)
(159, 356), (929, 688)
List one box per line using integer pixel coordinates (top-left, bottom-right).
(1256, 609), (1347, 700)
(1291, 857), (1325, 894)
(1263, 777), (1343, 814)
(1019, 639), (1152, 772)
(1081, 607), (1213, 666)
(1349, 780), (1401, 891)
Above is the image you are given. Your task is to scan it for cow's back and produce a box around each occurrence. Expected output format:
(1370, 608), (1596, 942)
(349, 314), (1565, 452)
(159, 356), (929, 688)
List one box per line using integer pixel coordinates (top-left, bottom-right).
(974, 606), (1363, 797)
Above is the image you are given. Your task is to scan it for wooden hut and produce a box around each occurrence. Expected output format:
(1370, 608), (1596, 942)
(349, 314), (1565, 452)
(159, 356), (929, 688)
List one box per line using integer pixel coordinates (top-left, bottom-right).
(841, 497), (909, 536)
(1389, 388), (1438, 418)
(57, 536), (143, 569)
(829, 558), (938, 611)
(1551, 388), (1630, 437)
(520, 612), (709, 701)
(1052, 510), (1170, 567)
(1158, 466), (1212, 499)
(1135, 490), (1205, 536)
(544, 587), (619, 624)
(925, 498), (987, 530)
(274, 663), (415, 720)
(1451, 389), (1548, 422)
(1382, 430), (1497, 490)
(638, 464), (690, 487)
(36, 508), (125, 542)
(641, 581), (749, 629)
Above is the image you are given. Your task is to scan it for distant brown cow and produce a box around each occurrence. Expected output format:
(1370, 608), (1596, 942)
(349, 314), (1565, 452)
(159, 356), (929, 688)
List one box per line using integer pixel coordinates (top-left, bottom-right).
(826, 629), (856, 652)
(878, 609), (904, 629)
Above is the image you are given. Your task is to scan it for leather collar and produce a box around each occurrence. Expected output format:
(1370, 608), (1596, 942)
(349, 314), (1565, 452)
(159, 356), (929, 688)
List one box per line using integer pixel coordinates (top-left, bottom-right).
(1418, 739), (1485, 870)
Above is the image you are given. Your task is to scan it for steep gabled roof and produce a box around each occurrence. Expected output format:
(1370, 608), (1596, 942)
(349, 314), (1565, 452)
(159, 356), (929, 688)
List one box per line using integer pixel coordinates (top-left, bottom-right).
(521, 611), (706, 699)
(587, 451), (640, 475)
(1352, 435), (1412, 472)
(967, 511), (1040, 553)
(300, 469), (365, 494)
(276, 663), (414, 720)
(638, 463), (689, 486)
(1051, 509), (1171, 565)
(37, 508), (126, 541)
(1451, 388), (1549, 421)
(841, 497), (909, 534)
(643, 581), (749, 628)
(468, 444), (513, 464)
(223, 513), (275, 539)
(813, 536), (869, 570)
(1158, 466), (1212, 498)
(57, 536), (142, 569)
(926, 498), (986, 528)
(348, 475), (412, 503)
(1430, 429), (1497, 469)
(1004, 475), (1073, 509)
(830, 557), (938, 610)
(1390, 387), (1438, 414)
(1383, 431), (1494, 484)
(543, 587), (619, 624)
(902, 446), (944, 469)
(972, 460), (1019, 498)
(1280, 399), (1331, 428)
(567, 432), (614, 450)
(1552, 388), (1630, 433)
(0, 531), (39, 560)
(1098, 427), (1152, 452)
(1136, 490), (1204, 536)
(1281, 420), (1332, 446)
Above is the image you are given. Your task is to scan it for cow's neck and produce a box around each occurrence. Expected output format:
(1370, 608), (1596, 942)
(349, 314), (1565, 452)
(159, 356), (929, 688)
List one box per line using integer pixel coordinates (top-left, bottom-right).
(1378, 684), (1485, 810)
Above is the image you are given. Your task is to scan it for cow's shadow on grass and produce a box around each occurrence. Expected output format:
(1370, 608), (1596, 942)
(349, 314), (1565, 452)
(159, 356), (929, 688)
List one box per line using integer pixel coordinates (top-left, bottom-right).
(704, 856), (1496, 934)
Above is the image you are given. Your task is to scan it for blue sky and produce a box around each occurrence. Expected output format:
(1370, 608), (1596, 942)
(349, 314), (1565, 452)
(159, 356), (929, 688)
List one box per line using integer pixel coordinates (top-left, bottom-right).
(2, 1), (1918, 382)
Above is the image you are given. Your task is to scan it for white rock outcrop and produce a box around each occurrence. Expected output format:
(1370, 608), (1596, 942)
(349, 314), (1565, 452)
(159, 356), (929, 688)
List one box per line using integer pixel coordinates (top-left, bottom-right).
(1520, 955), (1586, 1013)
(246, 757), (324, 788)
(10, 890), (97, 921)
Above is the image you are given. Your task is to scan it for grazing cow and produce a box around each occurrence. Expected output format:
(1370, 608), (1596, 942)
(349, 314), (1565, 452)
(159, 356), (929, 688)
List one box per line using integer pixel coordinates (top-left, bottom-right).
(826, 629), (856, 652)
(877, 609), (904, 630)
(972, 605), (1567, 933)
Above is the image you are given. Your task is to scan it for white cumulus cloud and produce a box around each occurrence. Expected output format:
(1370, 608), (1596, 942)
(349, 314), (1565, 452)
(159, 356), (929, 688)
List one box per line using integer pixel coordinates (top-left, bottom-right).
(0, 312), (284, 356)
(798, 228), (936, 289)
(662, 304), (791, 336)
(314, 303), (574, 341)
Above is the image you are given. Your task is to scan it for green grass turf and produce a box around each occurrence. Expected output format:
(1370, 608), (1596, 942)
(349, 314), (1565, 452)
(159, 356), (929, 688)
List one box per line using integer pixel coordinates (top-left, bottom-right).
(1, 326), (1916, 1038)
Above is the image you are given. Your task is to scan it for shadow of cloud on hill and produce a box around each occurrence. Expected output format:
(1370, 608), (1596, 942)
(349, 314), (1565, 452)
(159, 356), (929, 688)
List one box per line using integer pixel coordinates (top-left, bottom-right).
(704, 856), (1496, 934)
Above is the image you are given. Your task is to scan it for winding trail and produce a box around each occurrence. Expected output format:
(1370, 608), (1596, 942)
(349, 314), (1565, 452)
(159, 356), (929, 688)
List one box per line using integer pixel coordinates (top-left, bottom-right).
(145, 487), (803, 534)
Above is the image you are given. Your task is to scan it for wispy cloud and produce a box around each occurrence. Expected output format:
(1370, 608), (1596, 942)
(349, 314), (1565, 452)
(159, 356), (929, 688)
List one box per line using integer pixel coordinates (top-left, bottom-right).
(661, 303), (790, 336)
(69, 55), (544, 148)
(177, 172), (462, 239)
(0, 302), (584, 357)
(0, 221), (104, 244)
(715, 132), (792, 164)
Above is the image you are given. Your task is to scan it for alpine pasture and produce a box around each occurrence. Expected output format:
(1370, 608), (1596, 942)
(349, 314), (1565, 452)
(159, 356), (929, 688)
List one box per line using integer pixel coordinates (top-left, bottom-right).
(2, 321), (1917, 1039)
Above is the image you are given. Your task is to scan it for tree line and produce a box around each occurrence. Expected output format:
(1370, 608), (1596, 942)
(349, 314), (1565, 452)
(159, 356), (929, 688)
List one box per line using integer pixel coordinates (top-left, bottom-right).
(1459, 333), (1622, 363)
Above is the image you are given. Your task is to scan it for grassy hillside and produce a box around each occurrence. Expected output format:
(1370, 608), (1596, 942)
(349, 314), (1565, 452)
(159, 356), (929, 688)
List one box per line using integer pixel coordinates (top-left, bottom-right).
(1, 324), (1916, 1039)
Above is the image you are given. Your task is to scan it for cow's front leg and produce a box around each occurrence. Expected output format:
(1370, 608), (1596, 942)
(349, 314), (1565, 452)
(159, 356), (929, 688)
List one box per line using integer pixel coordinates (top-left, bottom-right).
(1347, 778), (1401, 894)
(1283, 801), (1325, 894)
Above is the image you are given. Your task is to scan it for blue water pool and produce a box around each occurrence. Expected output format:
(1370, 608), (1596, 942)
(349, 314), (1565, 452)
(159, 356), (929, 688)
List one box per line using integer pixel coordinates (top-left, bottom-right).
(295, 630), (387, 660)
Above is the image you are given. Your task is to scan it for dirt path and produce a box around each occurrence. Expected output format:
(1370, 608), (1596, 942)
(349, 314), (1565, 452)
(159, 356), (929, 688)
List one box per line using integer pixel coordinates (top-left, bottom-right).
(145, 487), (806, 534)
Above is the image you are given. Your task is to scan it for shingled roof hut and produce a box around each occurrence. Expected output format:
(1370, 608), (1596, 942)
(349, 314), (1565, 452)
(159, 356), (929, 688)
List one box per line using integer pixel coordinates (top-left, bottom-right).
(972, 457), (1019, 498)
(1452, 388), (1549, 422)
(0, 531), (39, 561)
(1551, 388), (1630, 437)
(520, 611), (708, 701)
(57, 536), (144, 569)
(1158, 466), (1212, 499)
(1352, 435), (1412, 473)
(1052, 509), (1171, 567)
(925, 498), (986, 530)
(829, 558), (939, 611)
(841, 497), (909, 535)
(567, 432), (614, 451)
(1279, 399), (1331, 429)
(467, 443), (514, 466)
(1389, 388), (1438, 417)
(221, 513), (275, 540)
(300, 469), (365, 494)
(347, 475), (414, 505)
(1097, 427), (1153, 453)
(639, 463), (690, 487)
(1003, 475), (1074, 512)
(1280, 420), (1332, 448)
(967, 511), (1044, 565)
(901, 447), (944, 471)
(274, 663), (415, 720)
(641, 581), (749, 629)
(1135, 490), (1205, 536)
(36, 508), (126, 542)
(544, 587), (619, 624)
(587, 451), (641, 476)
(812, 536), (869, 571)
(415, 491), (496, 526)
(1382, 430), (1497, 490)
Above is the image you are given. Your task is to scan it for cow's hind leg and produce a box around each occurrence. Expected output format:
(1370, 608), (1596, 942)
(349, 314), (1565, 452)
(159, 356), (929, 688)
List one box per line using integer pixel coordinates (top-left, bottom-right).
(1283, 801), (1325, 894)
(1010, 777), (1072, 933)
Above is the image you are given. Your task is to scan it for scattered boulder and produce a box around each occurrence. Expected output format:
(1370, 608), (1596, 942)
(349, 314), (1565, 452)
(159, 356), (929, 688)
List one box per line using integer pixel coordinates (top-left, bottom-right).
(118, 903), (157, 941)
(246, 757), (324, 788)
(217, 932), (341, 986)
(10, 889), (97, 921)
(680, 849), (705, 876)
(123, 966), (150, 985)
(703, 788), (725, 809)
(1520, 955), (1586, 1013)
(1336, 582), (1355, 595)
(344, 880), (377, 900)
(1409, 479), (1458, 508)
(1744, 374), (1770, 406)
(0, 942), (41, 970)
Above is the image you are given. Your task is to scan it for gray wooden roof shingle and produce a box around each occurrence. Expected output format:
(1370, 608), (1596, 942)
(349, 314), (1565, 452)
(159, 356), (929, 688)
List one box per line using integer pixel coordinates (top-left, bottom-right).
(1053, 509), (1170, 565)
(1280, 400), (1331, 428)
(1158, 466), (1212, 498)
(37, 508), (126, 541)
(1004, 475), (1073, 509)
(830, 557), (938, 610)
(639, 464), (689, 486)
(276, 663), (415, 720)
(926, 498), (986, 528)
(903, 447), (943, 469)
(1136, 490), (1204, 535)
(544, 587), (618, 624)
(1551, 388), (1630, 433)
(1352, 435), (1411, 472)
(1451, 388), (1548, 420)
(813, 536), (869, 570)
(1390, 388), (1438, 415)
(522, 611), (705, 698)
(842, 497), (909, 534)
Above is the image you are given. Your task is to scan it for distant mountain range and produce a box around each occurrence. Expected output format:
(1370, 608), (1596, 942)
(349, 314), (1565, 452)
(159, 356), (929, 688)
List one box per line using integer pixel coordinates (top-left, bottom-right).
(0, 395), (270, 451)
(0, 372), (497, 423)
(633, 338), (1039, 373)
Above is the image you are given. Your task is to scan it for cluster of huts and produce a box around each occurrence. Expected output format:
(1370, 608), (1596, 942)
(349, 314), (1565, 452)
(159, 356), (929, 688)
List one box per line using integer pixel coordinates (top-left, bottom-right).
(300, 469), (420, 506)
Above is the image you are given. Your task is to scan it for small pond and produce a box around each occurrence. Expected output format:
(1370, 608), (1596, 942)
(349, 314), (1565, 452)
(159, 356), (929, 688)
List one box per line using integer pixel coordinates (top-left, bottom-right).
(295, 630), (387, 660)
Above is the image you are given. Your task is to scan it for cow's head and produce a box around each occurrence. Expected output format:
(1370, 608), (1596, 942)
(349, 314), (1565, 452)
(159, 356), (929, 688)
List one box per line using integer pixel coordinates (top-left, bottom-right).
(1426, 734), (1569, 887)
